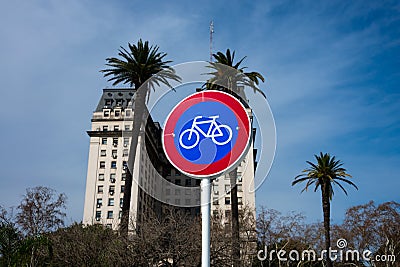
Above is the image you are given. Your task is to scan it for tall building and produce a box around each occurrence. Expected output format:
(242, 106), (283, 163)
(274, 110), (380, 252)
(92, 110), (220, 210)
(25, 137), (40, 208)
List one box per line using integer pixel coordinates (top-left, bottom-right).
(83, 88), (256, 230)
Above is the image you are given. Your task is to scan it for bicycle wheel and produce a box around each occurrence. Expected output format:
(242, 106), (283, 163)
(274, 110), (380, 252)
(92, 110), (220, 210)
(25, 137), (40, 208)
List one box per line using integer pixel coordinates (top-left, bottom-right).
(212, 124), (232, 146)
(179, 128), (200, 149)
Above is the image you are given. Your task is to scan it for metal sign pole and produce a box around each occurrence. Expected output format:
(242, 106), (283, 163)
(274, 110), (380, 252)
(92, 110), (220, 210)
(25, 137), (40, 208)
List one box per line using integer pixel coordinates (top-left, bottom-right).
(162, 91), (252, 267)
(201, 178), (211, 267)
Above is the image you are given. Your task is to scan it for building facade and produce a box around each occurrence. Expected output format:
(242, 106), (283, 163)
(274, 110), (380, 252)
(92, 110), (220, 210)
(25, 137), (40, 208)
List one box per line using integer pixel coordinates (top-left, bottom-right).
(83, 88), (256, 230)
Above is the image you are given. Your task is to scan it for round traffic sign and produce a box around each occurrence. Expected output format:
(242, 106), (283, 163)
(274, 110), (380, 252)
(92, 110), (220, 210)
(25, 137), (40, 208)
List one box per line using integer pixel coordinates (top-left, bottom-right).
(162, 90), (251, 178)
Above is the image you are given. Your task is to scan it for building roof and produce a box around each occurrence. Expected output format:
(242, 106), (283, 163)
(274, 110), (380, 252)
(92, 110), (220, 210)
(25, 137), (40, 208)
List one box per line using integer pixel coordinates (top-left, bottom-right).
(95, 88), (136, 112)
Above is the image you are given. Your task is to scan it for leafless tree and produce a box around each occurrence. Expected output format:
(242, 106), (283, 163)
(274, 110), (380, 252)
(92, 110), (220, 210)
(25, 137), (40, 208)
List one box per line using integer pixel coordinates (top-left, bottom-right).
(16, 186), (67, 237)
(128, 206), (201, 266)
(210, 209), (233, 267)
(256, 206), (322, 267)
(50, 223), (134, 266)
(209, 205), (258, 266)
(338, 201), (400, 267)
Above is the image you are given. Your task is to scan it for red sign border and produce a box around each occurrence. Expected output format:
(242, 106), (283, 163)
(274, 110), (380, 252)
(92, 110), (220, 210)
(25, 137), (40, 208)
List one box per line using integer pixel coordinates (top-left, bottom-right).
(162, 90), (251, 179)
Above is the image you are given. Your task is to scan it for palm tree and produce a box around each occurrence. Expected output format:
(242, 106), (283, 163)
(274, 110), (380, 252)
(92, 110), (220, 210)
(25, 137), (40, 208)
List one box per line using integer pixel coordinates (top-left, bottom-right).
(206, 49), (265, 98)
(205, 49), (265, 266)
(292, 152), (358, 267)
(101, 39), (180, 235)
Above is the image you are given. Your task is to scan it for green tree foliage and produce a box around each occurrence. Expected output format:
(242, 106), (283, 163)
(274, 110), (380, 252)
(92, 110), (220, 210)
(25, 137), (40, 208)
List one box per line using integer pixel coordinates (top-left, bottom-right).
(0, 222), (21, 266)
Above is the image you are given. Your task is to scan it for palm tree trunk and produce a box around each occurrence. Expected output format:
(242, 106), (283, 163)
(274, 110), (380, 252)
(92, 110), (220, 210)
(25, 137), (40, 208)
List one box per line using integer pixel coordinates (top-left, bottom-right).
(229, 168), (240, 266)
(322, 184), (332, 267)
(120, 89), (147, 235)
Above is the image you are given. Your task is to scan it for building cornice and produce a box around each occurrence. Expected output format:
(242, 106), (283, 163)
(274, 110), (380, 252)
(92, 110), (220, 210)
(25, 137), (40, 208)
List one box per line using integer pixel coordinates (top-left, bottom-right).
(86, 130), (133, 137)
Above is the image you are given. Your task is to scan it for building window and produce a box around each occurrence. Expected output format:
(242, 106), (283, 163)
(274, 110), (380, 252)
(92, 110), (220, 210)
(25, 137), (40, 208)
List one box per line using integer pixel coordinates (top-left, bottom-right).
(108, 198), (114, 206)
(95, 211), (101, 220)
(123, 138), (129, 147)
(214, 189), (219, 195)
(120, 198), (123, 208)
(103, 125), (108, 131)
(225, 185), (231, 193)
(99, 161), (105, 169)
(121, 173), (126, 181)
(96, 198), (102, 208)
(101, 138), (107, 145)
(105, 99), (112, 106)
(113, 138), (118, 146)
(185, 179), (192, 186)
(123, 149), (128, 157)
(98, 174), (104, 181)
(196, 180), (201, 186)
(238, 197), (243, 205)
(115, 110), (120, 117)
(112, 150), (117, 159)
(175, 171), (181, 176)
(111, 161), (117, 169)
(97, 185), (103, 194)
(185, 199), (191, 205)
(124, 125), (130, 131)
(175, 199), (180, 205)
(100, 150), (106, 157)
(225, 197), (230, 205)
(123, 161), (127, 170)
(104, 110), (110, 117)
(237, 172), (243, 182)
(213, 197), (219, 205)
(110, 173), (116, 183)
(109, 186), (115, 195)
(126, 110), (131, 116)
(107, 211), (113, 219)
(116, 99), (123, 106)
(114, 125), (119, 131)
(121, 185), (125, 193)
(237, 184), (242, 192)
(175, 179), (181, 185)
(175, 189), (180, 195)
(185, 189), (191, 195)
(119, 211), (122, 219)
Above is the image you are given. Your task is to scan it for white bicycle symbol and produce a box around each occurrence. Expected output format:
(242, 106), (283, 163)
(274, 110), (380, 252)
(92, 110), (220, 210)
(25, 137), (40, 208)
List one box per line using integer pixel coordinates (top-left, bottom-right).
(179, 115), (233, 149)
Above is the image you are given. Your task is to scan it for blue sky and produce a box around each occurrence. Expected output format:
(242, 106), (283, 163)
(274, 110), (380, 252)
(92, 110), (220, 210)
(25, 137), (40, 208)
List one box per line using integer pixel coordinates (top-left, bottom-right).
(0, 0), (399, 224)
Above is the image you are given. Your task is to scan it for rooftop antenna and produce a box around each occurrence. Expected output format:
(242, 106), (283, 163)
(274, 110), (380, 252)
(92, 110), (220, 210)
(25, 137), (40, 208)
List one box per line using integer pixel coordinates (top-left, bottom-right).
(209, 20), (214, 62)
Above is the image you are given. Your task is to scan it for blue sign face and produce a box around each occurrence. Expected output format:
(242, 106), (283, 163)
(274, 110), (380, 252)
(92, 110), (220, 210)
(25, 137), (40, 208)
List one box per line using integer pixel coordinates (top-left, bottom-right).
(174, 101), (239, 165)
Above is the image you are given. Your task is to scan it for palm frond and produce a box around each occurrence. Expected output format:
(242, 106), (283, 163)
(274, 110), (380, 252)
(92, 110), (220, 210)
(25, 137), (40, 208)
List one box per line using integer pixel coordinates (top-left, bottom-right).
(292, 152), (357, 202)
(334, 177), (358, 190)
(204, 49), (266, 99)
(332, 180), (348, 195)
(292, 176), (313, 186)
